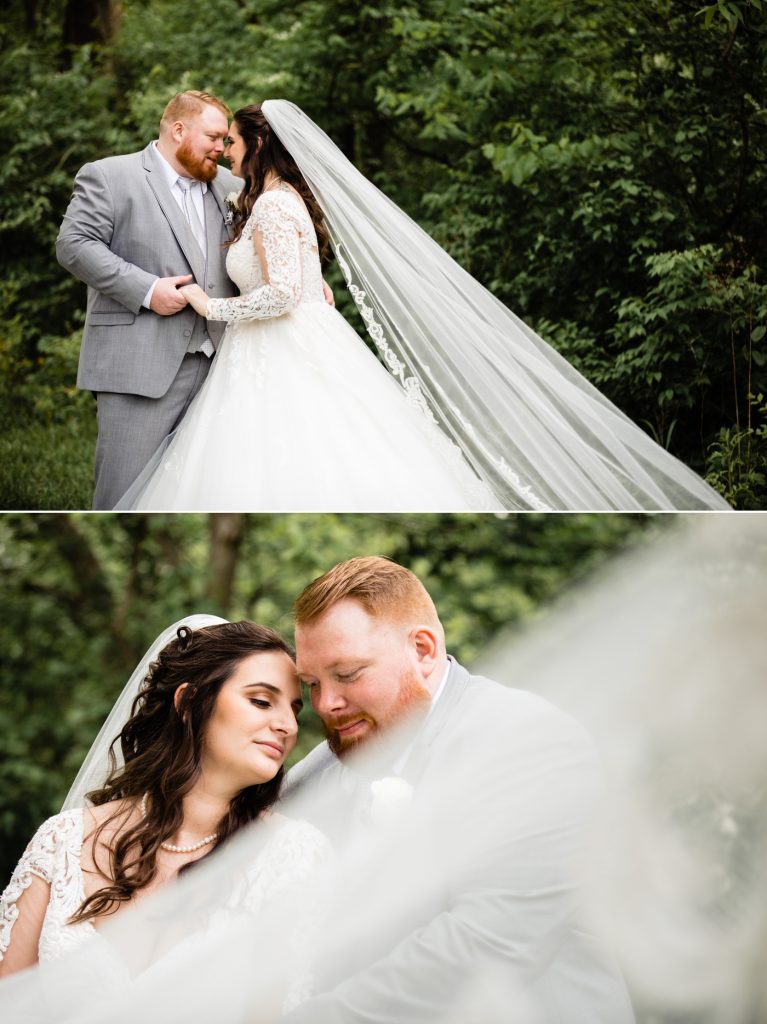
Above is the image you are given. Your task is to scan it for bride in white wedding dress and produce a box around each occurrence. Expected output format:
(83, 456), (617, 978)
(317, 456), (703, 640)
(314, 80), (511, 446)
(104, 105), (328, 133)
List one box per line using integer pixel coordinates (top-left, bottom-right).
(117, 101), (729, 512)
(118, 109), (499, 512)
(0, 618), (329, 1015)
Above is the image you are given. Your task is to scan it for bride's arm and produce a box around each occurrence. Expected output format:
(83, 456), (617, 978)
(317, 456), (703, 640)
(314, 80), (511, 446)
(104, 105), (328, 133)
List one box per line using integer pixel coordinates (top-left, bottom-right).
(0, 813), (66, 978)
(200, 192), (305, 322)
(0, 875), (49, 977)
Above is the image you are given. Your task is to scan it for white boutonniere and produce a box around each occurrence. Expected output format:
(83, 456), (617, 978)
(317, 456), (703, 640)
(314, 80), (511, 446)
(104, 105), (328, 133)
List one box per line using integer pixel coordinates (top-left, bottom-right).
(369, 777), (413, 825)
(224, 191), (239, 226)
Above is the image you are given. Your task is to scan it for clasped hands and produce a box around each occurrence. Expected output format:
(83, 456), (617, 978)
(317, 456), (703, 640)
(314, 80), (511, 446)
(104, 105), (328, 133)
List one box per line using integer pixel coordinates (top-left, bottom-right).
(150, 274), (335, 317)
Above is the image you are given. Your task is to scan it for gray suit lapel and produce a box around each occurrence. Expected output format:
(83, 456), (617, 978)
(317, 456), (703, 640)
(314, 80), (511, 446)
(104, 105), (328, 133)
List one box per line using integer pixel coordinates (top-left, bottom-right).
(203, 187), (227, 284)
(208, 178), (234, 242)
(142, 144), (206, 282)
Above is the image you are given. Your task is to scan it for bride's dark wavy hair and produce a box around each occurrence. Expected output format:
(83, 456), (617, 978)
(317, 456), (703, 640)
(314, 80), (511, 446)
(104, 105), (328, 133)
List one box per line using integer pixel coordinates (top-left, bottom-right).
(70, 621), (294, 925)
(229, 104), (331, 260)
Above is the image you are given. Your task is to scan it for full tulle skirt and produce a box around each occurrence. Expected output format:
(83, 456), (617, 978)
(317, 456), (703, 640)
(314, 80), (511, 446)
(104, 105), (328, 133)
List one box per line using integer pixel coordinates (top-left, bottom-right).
(118, 302), (500, 511)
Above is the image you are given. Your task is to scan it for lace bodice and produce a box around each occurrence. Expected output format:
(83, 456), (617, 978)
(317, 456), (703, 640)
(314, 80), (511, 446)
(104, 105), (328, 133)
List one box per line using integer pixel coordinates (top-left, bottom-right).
(206, 185), (325, 322)
(0, 808), (330, 1010)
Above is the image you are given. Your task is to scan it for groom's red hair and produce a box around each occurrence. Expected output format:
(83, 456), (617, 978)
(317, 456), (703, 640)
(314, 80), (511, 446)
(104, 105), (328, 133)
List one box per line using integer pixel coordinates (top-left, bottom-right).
(294, 556), (440, 628)
(160, 90), (231, 132)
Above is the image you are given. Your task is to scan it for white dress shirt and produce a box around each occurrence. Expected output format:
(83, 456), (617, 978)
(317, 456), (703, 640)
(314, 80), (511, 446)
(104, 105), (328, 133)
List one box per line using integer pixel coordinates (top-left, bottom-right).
(142, 142), (209, 310)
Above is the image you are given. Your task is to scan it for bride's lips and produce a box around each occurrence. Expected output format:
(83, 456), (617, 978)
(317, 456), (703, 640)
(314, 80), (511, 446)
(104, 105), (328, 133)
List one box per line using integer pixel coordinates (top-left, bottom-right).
(255, 740), (284, 758)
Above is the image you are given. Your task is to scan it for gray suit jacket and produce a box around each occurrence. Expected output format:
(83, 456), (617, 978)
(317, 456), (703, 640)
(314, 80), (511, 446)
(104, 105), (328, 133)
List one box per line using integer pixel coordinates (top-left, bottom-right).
(56, 143), (240, 398)
(283, 659), (635, 1023)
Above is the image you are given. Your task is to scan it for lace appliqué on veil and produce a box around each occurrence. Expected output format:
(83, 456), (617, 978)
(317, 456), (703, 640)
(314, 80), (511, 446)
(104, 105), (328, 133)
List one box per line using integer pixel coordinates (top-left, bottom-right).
(334, 244), (439, 425)
(0, 809), (94, 964)
(335, 243), (547, 510)
(451, 409), (553, 512)
(207, 188), (323, 323)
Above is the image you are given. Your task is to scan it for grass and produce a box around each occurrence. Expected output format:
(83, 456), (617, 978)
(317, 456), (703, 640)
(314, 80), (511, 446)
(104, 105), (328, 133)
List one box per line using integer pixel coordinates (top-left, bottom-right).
(0, 400), (96, 510)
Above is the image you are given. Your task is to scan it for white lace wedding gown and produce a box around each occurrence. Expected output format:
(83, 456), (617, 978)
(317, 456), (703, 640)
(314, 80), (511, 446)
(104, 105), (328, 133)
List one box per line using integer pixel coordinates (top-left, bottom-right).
(0, 808), (329, 1015)
(118, 184), (500, 511)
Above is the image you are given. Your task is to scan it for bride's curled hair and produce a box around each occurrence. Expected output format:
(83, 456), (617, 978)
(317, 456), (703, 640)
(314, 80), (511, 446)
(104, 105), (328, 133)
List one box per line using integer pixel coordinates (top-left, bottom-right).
(70, 620), (294, 924)
(229, 104), (331, 259)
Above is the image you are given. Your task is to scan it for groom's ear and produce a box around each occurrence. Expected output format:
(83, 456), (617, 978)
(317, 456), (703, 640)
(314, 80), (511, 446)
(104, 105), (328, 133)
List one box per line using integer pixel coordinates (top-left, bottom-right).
(170, 119), (185, 144)
(411, 626), (439, 668)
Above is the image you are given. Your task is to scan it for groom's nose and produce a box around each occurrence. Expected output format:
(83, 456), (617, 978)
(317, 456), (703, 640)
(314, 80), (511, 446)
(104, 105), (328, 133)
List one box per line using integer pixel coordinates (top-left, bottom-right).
(313, 681), (346, 718)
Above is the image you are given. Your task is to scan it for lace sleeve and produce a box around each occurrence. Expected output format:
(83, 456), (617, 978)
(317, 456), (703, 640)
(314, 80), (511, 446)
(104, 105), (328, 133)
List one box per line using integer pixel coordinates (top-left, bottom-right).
(206, 191), (303, 322)
(0, 815), (63, 960)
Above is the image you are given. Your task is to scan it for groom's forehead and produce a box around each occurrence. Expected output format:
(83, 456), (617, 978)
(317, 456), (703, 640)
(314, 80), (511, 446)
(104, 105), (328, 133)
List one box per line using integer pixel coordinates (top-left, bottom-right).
(295, 608), (401, 662)
(191, 104), (229, 132)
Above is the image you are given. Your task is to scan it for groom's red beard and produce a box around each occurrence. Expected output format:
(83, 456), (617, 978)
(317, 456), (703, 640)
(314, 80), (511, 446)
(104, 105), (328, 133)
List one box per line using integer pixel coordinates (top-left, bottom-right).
(175, 138), (219, 184)
(323, 670), (433, 760)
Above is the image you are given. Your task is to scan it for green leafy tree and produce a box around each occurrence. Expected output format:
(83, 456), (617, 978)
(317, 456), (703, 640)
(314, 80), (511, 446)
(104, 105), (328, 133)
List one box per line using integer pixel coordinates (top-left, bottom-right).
(1, 0), (764, 506)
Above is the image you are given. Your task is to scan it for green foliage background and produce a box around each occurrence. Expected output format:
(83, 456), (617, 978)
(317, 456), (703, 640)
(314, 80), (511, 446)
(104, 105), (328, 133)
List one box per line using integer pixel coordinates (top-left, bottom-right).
(1, 0), (766, 507)
(0, 510), (660, 886)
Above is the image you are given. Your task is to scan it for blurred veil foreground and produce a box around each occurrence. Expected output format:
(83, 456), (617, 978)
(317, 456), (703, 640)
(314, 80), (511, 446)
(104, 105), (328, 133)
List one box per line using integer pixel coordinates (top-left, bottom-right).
(1, 514), (765, 1024)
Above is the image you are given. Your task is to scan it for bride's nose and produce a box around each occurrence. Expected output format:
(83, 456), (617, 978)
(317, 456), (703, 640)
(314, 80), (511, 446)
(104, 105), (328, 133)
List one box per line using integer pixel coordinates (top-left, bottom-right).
(271, 707), (297, 736)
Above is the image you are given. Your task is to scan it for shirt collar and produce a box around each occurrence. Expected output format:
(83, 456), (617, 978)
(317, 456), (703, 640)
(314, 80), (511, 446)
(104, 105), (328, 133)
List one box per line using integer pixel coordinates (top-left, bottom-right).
(425, 658), (451, 719)
(152, 140), (208, 195)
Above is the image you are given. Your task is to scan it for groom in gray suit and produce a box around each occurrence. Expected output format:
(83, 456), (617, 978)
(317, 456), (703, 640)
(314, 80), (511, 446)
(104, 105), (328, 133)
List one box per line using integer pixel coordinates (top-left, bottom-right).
(284, 556), (635, 1023)
(56, 91), (240, 509)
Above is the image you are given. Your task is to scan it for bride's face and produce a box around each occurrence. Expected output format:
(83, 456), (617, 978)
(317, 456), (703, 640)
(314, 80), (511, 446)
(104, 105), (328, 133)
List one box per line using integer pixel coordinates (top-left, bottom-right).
(223, 121), (247, 179)
(200, 650), (302, 790)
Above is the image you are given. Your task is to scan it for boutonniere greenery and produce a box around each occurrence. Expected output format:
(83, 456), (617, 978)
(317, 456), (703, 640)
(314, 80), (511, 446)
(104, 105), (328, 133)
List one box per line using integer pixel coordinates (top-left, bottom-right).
(224, 191), (239, 225)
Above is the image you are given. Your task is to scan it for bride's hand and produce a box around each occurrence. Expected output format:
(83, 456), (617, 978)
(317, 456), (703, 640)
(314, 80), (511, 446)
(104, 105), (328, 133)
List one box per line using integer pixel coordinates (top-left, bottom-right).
(178, 283), (210, 317)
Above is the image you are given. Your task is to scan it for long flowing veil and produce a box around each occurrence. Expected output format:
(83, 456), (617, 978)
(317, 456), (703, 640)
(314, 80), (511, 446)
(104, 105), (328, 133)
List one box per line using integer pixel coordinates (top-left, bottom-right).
(62, 614), (228, 811)
(261, 100), (729, 512)
(2, 519), (765, 1022)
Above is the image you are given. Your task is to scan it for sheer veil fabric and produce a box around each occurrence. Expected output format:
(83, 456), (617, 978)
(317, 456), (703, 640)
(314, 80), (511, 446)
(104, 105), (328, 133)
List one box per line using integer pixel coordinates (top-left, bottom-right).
(1, 517), (764, 1023)
(261, 100), (729, 511)
(62, 614), (228, 811)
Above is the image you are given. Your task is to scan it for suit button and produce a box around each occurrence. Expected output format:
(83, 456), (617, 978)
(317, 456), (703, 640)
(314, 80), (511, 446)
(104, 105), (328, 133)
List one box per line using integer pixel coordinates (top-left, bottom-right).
(207, 283), (214, 289)
(183, 330), (191, 337)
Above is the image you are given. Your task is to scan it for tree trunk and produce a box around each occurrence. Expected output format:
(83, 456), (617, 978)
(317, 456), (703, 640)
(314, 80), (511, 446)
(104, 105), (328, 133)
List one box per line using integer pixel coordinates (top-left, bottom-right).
(208, 514), (246, 613)
(63, 0), (121, 46)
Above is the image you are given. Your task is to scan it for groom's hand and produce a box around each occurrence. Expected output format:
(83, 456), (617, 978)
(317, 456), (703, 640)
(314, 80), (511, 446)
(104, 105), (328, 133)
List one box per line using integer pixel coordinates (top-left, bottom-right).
(150, 274), (193, 315)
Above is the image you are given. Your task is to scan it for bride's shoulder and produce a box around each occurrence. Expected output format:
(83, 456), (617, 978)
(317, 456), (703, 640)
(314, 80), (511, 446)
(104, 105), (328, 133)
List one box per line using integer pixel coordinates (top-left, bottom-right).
(81, 799), (139, 843)
(82, 799), (131, 824)
(16, 807), (85, 865)
(254, 184), (307, 222)
(29, 801), (131, 847)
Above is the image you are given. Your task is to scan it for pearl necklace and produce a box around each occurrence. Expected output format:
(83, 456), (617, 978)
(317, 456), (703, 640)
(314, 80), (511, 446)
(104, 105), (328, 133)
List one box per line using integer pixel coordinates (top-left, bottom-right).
(140, 795), (218, 854)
